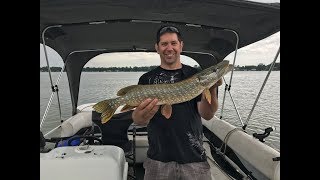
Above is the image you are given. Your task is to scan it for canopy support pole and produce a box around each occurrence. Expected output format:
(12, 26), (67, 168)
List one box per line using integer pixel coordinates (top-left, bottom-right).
(243, 46), (280, 130)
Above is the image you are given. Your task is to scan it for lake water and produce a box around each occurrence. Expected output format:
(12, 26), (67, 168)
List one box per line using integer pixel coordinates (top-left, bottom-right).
(40, 71), (280, 151)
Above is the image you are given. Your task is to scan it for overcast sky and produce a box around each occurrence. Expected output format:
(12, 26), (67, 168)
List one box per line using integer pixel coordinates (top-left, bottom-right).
(40, 0), (280, 68)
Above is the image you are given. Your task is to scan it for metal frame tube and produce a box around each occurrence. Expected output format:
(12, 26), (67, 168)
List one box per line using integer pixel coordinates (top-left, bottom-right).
(40, 25), (65, 130)
(220, 30), (240, 122)
(227, 87), (244, 126)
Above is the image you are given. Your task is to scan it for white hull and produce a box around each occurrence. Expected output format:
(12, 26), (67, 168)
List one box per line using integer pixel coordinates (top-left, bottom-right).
(202, 117), (280, 180)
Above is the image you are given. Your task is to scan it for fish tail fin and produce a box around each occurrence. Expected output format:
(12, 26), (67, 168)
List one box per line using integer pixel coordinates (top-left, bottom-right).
(93, 98), (120, 124)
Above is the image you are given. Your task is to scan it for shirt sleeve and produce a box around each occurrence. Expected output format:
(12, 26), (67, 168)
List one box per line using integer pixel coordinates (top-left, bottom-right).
(138, 76), (143, 85)
(138, 74), (148, 85)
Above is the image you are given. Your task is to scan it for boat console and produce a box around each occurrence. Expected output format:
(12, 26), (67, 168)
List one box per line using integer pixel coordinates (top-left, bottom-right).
(40, 145), (128, 180)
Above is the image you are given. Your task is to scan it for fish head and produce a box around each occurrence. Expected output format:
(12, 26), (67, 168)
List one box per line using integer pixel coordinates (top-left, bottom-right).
(197, 60), (233, 88)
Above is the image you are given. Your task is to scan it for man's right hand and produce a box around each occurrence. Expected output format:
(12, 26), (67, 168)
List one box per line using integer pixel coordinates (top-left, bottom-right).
(132, 98), (159, 126)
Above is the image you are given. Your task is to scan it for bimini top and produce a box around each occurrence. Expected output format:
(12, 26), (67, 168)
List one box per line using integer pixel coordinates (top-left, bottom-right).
(40, 0), (280, 114)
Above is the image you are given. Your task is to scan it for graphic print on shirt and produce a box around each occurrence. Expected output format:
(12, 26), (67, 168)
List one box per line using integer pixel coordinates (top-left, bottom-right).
(149, 71), (180, 84)
(186, 132), (205, 157)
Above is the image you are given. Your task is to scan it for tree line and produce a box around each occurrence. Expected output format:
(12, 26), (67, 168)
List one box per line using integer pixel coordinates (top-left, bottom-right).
(40, 62), (279, 72)
(40, 66), (159, 72)
(234, 62), (280, 71)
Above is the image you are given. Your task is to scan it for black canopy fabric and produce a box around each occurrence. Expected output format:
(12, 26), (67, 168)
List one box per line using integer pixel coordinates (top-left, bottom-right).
(40, 0), (280, 114)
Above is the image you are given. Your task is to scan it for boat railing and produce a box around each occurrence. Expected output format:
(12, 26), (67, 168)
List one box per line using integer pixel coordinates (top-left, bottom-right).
(218, 29), (245, 128)
(40, 25), (65, 131)
(217, 32), (280, 133)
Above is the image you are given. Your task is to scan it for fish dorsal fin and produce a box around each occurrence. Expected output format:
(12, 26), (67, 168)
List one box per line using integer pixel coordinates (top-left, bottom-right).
(117, 85), (140, 96)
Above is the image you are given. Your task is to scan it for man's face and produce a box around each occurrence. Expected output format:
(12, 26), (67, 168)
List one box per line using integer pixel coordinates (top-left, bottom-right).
(155, 33), (183, 66)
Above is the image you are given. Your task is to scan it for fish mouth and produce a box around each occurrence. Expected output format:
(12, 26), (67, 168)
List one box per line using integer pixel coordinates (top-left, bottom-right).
(207, 60), (230, 75)
(215, 60), (230, 71)
(197, 60), (232, 86)
(216, 62), (233, 78)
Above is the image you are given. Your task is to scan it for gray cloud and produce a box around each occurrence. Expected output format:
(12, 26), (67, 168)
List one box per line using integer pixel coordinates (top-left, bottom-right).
(225, 32), (280, 65)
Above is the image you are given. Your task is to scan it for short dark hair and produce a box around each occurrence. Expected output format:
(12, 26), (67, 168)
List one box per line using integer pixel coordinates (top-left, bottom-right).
(156, 25), (182, 44)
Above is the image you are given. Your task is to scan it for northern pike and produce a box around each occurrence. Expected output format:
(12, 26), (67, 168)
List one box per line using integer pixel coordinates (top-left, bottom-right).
(93, 60), (233, 123)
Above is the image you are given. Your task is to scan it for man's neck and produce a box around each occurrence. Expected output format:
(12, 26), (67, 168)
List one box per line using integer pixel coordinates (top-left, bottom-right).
(160, 62), (182, 70)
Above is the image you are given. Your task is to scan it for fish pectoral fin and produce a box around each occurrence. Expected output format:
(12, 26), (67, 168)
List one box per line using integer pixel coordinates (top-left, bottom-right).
(161, 104), (172, 119)
(117, 85), (141, 96)
(120, 104), (136, 112)
(204, 88), (211, 104)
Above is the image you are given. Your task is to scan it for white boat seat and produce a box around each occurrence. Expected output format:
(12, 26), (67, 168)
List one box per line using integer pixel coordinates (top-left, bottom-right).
(60, 111), (93, 137)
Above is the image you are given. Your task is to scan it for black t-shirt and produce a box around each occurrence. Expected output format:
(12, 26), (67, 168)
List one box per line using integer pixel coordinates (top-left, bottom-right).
(138, 64), (206, 164)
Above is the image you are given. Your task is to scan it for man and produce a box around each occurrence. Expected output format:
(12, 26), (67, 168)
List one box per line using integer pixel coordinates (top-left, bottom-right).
(132, 25), (222, 180)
